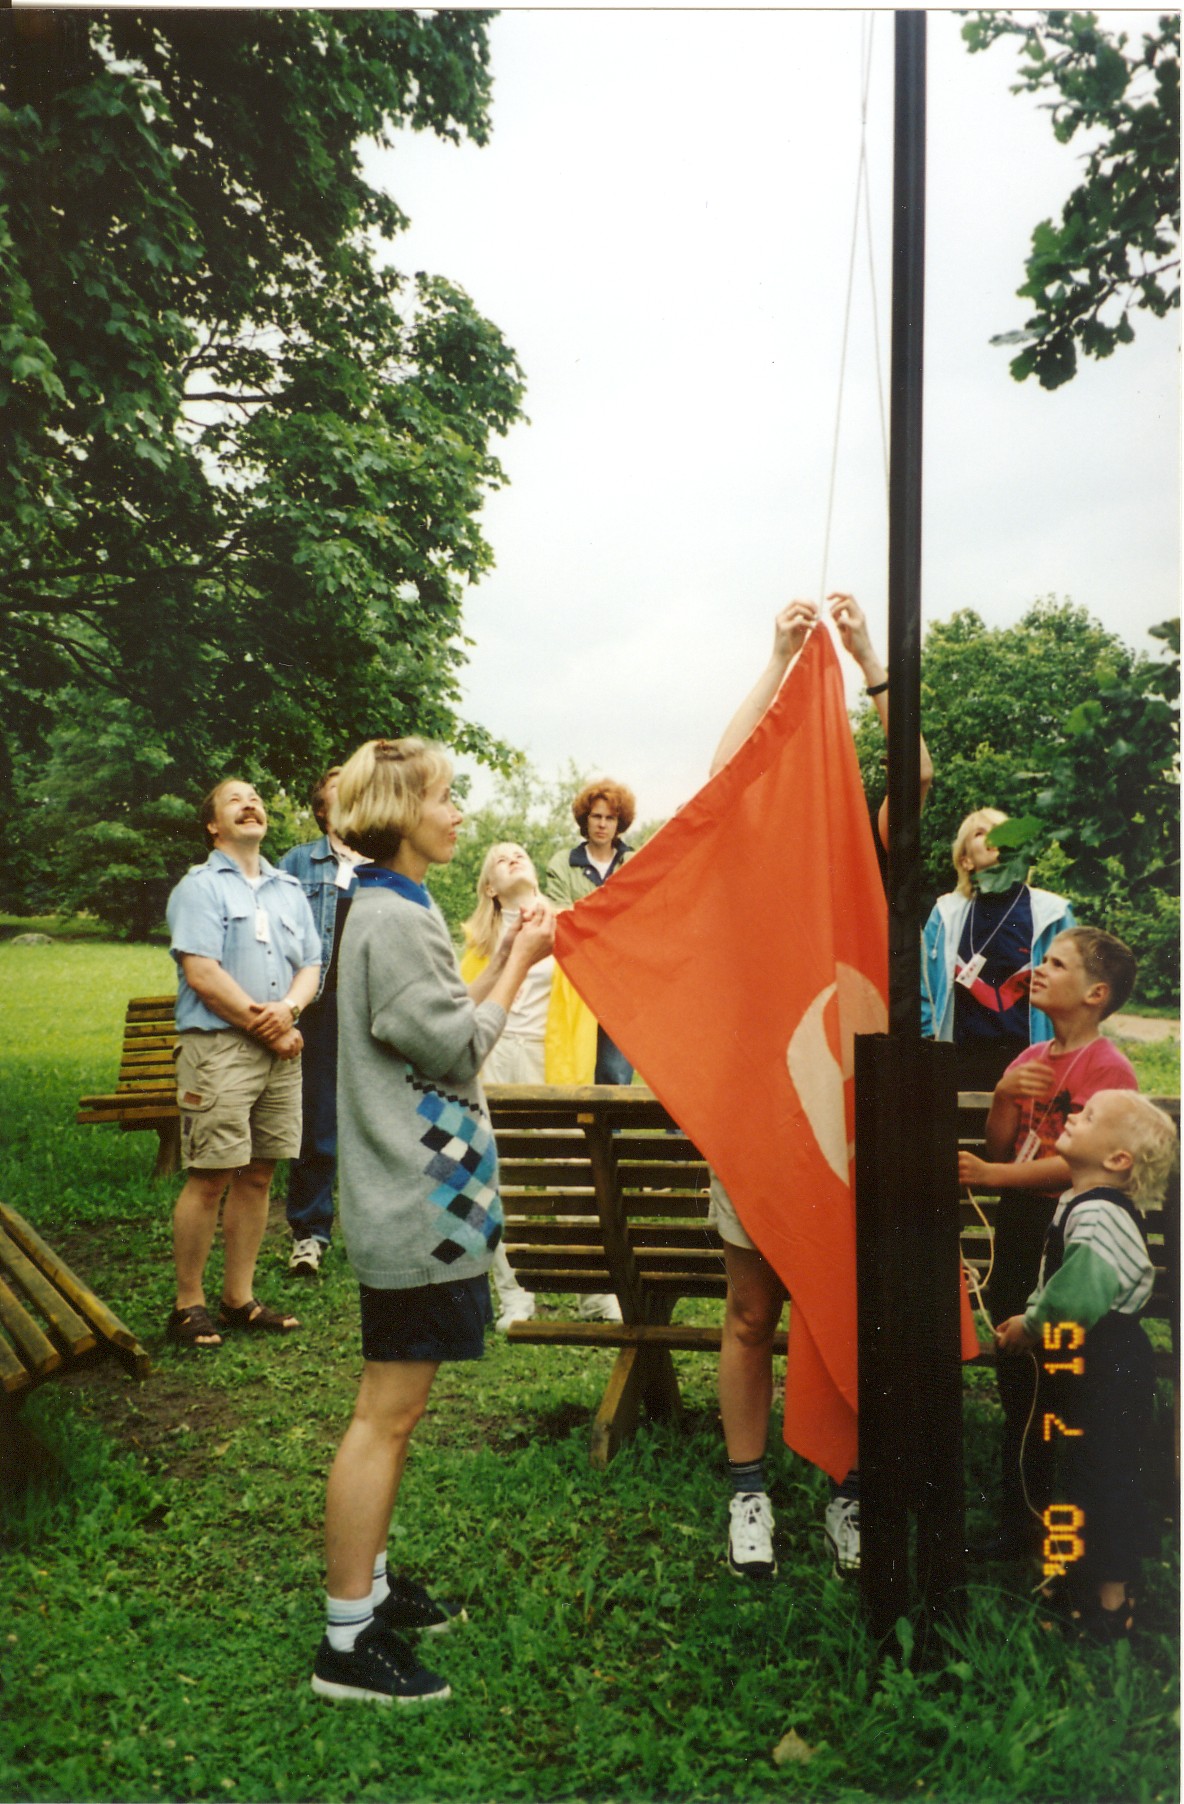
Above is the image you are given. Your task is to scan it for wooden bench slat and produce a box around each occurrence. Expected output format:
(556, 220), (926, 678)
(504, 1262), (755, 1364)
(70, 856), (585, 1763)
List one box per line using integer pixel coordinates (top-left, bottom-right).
(0, 1323), (31, 1395)
(0, 1226), (96, 1357)
(507, 1321), (726, 1352)
(0, 1203), (149, 1372)
(505, 1222), (723, 1251)
(499, 1162), (599, 1188)
(513, 1269), (617, 1292)
(493, 1132), (587, 1158)
(0, 1277), (61, 1378)
(77, 1105), (176, 1128)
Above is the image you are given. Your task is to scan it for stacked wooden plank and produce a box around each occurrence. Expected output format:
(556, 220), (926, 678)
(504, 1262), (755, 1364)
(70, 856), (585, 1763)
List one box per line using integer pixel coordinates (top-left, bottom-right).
(0, 1201), (151, 1439)
(76, 994), (180, 1176)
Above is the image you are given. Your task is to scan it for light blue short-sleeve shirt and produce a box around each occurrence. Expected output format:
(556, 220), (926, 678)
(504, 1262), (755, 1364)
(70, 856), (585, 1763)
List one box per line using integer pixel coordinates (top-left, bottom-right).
(167, 851), (322, 1032)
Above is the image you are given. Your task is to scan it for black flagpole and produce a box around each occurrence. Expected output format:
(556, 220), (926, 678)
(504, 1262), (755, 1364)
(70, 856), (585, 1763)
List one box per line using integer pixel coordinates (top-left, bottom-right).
(856, 9), (966, 1645)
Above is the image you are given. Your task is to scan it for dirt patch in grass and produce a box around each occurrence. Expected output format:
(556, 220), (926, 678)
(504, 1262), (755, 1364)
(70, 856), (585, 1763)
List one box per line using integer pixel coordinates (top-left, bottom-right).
(474, 1399), (595, 1452)
(41, 1215), (165, 1287)
(57, 1362), (246, 1480)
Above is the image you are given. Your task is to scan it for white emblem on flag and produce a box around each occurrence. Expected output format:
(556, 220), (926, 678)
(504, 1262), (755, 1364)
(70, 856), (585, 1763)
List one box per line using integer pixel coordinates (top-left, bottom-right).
(786, 964), (887, 1183)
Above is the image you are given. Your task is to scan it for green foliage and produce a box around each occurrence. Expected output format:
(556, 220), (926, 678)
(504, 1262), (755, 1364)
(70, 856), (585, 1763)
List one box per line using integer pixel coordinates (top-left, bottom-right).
(0, 9), (522, 890)
(854, 597), (1180, 1003)
(962, 10), (1180, 388)
(976, 613), (1179, 1003)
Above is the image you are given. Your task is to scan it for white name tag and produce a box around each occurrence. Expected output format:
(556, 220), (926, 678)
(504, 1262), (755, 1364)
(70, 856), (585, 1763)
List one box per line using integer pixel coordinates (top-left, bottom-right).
(1016, 1129), (1042, 1163)
(955, 953), (986, 988)
(255, 909), (271, 944)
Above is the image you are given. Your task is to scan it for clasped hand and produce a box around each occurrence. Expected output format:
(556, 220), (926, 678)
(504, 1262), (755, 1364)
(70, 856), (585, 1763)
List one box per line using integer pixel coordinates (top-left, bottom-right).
(247, 1001), (304, 1059)
(510, 894), (556, 963)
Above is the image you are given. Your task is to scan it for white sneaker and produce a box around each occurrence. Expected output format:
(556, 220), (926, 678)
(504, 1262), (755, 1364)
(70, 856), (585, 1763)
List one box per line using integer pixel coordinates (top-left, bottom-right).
(494, 1294), (536, 1334)
(824, 1496), (861, 1575)
(289, 1237), (324, 1275)
(727, 1491), (777, 1579)
(577, 1293), (623, 1323)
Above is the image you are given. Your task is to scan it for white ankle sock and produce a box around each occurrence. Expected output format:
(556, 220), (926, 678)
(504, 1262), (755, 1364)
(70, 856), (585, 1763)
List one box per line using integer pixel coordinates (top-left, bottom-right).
(370, 1550), (390, 1608)
(326, 1593), (373, 1653)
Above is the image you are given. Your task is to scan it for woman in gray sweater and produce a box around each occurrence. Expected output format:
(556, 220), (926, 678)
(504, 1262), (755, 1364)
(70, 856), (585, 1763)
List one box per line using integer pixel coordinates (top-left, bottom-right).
(310, 737), (554, 1709)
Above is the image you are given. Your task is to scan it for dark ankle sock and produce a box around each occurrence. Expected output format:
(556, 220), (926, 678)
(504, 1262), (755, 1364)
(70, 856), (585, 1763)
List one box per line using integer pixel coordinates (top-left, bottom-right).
(728, 1457), (766, 1496)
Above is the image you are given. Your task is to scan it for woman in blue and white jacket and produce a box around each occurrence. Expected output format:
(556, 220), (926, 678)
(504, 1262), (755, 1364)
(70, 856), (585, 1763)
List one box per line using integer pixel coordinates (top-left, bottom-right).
(921, 807), (1075, 1093)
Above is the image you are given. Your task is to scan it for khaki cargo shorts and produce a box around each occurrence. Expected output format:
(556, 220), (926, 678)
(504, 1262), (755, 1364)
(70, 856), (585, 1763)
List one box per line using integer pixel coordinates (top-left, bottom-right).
(706, 1171), (757, 1253)
(175, 1031), (302, 1171)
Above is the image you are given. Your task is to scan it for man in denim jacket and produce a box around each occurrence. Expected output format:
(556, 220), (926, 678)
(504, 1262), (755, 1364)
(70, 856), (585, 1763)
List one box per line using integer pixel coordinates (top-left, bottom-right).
(280, 768), (366, 1274)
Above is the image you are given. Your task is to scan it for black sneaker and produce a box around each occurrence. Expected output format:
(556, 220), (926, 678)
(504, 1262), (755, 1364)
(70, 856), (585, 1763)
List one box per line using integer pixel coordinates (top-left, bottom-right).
(374, 1574), (467, 1637)
(310, 1623), (451, 1706)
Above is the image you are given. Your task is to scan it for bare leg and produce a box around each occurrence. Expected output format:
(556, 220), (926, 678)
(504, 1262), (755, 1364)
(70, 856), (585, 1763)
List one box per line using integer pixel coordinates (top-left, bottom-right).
(325, 1361), (439, 1600)
(221, 1158), (278, 1309)
(173, 1168), (232, 1314)
(718, 1243), (787, 1463)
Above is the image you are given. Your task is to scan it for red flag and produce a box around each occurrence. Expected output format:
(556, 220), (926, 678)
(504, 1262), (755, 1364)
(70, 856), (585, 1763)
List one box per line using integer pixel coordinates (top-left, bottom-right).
(557, 626), (886, 1479)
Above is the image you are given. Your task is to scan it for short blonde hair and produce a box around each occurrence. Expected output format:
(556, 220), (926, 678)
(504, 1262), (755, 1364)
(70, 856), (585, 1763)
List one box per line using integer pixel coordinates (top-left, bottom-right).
(952, 808), (1008, 898)
(332, 738), (452, 861)
(462, 842), (539, 960)
(1096, 1091), (1179, 1209)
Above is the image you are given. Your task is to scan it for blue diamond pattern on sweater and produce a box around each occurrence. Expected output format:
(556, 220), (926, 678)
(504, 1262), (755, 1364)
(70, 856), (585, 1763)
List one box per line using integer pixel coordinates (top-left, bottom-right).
(415, 1090), (503, 1262)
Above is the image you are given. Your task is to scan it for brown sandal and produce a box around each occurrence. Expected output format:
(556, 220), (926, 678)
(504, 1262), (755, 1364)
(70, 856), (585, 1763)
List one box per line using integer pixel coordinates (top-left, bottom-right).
(218, 1298), (300, 1334)
(165, 1304), (223, 1349)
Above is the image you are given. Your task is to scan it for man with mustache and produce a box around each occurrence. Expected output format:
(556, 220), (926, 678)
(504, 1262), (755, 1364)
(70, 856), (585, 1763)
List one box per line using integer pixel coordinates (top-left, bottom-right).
(164, 780), (323, 1348)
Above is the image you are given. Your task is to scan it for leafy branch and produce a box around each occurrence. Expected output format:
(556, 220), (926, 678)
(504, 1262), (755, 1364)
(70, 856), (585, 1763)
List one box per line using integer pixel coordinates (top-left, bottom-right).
(963, 9), (1180, 388)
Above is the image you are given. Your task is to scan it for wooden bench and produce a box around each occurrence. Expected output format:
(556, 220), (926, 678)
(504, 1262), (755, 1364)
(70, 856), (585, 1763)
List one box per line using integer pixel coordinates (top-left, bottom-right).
(0, 1200), (151, 1470)
(486, 1085), (1180, 1467)
(488, 1086), (721, 1465)
(76, 995), (180, 1178)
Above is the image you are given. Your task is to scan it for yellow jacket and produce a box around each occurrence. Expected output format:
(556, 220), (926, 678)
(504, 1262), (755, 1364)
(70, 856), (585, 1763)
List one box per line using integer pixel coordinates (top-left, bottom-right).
(458, 946), (597, 1085)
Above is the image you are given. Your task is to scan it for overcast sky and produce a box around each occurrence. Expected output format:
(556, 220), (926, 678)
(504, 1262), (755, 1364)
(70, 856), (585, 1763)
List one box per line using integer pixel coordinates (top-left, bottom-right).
(366, 8), (1178, 821)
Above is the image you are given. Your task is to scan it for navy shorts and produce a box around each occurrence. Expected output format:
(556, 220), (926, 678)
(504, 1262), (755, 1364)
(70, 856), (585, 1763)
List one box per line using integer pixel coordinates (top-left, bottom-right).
(359, 1275), (492, 1363)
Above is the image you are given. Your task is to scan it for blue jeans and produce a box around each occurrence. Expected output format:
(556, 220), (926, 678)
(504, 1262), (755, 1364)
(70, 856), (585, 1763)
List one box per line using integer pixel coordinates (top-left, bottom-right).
(594, 1027), (633, 1086)
(285, 990), (338, 1243)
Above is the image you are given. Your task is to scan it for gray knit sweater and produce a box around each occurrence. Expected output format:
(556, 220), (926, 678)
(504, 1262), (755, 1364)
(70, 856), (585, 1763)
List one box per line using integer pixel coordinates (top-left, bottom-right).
(336, 883), (507, 1290)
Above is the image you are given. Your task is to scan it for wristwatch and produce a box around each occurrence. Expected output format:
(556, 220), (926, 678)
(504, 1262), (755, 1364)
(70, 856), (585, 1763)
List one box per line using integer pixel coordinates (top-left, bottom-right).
(288, 1002), (301, 1025)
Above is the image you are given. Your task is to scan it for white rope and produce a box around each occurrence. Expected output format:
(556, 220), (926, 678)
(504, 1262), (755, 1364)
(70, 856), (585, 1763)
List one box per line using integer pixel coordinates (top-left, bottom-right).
(817, 13), (887, 607)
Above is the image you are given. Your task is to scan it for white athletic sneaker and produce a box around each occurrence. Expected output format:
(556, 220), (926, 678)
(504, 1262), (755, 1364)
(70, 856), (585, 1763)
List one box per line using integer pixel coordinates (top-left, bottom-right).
(727, 1491), (777, 1579)
(577, 1293), (623, 1323)
(494, 1293), (536, 1334)
(824, 1496), (861, 1575)
(289, 1237), (324, 1275)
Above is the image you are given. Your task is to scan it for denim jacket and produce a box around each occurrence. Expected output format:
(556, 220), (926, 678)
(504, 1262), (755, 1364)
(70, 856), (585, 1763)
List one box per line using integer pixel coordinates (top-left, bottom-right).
(279, 835), (360, 1001)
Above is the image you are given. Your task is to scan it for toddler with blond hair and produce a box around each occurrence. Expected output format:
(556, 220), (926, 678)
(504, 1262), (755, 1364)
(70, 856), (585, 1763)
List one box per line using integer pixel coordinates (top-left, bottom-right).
(996, 1088), (1177, 1643)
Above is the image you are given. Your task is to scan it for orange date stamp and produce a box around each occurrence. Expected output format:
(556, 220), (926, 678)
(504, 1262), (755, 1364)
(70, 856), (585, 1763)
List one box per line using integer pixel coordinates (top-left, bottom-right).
(1039, 1320), (1086, 1580)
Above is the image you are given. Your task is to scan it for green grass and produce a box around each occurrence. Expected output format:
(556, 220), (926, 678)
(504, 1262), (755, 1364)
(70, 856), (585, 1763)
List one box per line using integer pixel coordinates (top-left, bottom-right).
(0, 943), (1178, 1803)
(1120, 1035), (1181, 1098)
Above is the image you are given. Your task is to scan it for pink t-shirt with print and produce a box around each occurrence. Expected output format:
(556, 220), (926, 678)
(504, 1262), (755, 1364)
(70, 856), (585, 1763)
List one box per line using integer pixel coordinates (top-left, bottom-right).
(1004, 1036), (1138, 1189)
